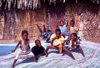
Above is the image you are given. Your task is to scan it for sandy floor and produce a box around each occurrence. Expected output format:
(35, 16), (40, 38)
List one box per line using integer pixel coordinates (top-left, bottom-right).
(0, 40), (100, 68)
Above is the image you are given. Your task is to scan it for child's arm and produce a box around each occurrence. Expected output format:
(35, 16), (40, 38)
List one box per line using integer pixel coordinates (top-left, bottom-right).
(12, 40), (21, 52)
(56, 20), (60, 27)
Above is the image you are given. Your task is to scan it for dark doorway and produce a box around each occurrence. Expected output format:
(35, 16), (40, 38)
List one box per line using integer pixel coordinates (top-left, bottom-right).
(47, 2), (65, 32)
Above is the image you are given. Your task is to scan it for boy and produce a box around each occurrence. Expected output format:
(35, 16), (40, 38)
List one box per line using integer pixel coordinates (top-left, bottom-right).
(31, 40), (48, 61)
(34, 23), (53, 43)
(56, 20), (69, 37)
(46, 29), (75, 60)
(68, 20), (78, 35)
(12, 30), (36, 68)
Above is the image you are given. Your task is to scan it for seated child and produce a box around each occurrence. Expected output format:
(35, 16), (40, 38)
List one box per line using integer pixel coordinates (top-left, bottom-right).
(46, 29), (75, 60)
(31, 40), (48, 60)
(34, 23), (53, 43)
(68, 20), (78, 35)
(56, 20), (70, 38)
(12, 30), (36, 68)
(67, 33), (85, 57)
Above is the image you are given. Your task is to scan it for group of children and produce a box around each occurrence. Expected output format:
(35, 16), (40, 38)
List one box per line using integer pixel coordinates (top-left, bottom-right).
(11, 19), (85, 68)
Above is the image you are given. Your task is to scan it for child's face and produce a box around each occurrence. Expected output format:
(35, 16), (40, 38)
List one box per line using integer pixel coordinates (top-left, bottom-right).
(22, 33), (28, 40)
(56, 31), (61, 38)
(60, 21), (64, 26)
(70, 22), (74, 27)
(36, 41), (41, 47)
(71, 35), (76, 40)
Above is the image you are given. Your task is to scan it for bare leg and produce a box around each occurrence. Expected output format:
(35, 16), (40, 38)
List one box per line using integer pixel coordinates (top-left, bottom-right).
(12, 59), (17, 68)
(43, 25), (46, 32)
(33, 57), (37, 62)
(78, 47), (85, 57)
(62, 46), (75, 60)
(46, 46), (55, 53)
(36, 24), (43, 33)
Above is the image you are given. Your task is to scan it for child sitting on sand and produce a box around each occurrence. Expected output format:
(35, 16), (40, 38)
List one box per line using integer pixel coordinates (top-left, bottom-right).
(46, 29), (75, 60)
(67, 33), (85, 57)
(31, 40), (48, 61)
(56, 19), (70, 38)
(34, 23), (53, 43)
(12, 30), (36, 68)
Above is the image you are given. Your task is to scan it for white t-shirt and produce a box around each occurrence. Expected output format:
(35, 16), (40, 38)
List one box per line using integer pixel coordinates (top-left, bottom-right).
(59, 25), (67, 34)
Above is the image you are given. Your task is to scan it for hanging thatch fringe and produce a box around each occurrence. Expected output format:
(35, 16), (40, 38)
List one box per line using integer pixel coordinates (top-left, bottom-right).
(0, 0), (100, 10)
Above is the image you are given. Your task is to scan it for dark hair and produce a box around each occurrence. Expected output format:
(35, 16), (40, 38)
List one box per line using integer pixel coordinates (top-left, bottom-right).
(35, 39), (40, 43)
(70, 20), (75, 25)
(71, 33), (77, 37)
(22, 30), (28, 36)
(55, 28), (61, 33)
(60, 20), (64, 23)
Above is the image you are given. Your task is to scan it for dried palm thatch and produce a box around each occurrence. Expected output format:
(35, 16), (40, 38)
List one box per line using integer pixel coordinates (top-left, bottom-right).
(0, 0), (100, 10)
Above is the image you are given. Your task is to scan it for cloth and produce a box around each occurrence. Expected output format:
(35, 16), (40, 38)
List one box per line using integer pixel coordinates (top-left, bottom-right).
(68, 40), (79, 49)
(50, 33), (65, 46)
(31, 46), (45, 56)
(20, 39), (30, 52)
(40, 30), (53, 43)
(55, 44), (64, 54)
(70, 26), (78, 34)
(15, 48), (34, 59)
(59, 25), (68, 35)
(15, 39), (34, 59)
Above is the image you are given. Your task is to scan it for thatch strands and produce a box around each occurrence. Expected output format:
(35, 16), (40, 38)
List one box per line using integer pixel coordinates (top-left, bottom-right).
(0, 0), (100, 10)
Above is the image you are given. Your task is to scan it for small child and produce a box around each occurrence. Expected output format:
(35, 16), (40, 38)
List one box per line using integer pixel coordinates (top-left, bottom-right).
(56, 20), (69, 37)
(68, 20), (78, 35)
(34, 23), (53, 43)
(31, 40), (48, 60)
(12, 30), (36, 68)
(46, 29), (75, 60)
(67, 33), (85, 57)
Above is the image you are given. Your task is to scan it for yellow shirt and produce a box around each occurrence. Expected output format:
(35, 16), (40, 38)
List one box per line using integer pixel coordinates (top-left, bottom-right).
(70, 26), (78, 34)
(50, 33), (65, 46)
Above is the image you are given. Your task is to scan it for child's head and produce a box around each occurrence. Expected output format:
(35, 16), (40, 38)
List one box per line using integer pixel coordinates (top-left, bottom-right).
(22, 30), (28, 40)
(35, 40), (41, 48)
(55, 29), (61, 38)
(60, 20), (65, 26)
(71, 33), (77, 40)
(70, 20), (75, 27)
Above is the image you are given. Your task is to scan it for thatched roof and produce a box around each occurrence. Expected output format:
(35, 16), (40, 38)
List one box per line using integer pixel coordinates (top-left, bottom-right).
(0, 0), (100, 10)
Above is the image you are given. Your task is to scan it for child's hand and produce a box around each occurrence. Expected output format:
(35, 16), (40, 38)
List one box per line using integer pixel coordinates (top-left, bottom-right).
(57, 20), (60, 22)
(12, 50), (15, 53)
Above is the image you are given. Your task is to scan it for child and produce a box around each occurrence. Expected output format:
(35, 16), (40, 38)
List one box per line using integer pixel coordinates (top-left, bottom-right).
(31, 40), (48, 60)
(67, 33), (85, 57)
(56, 20), (69, 37)
(34, 23), (53, 43)
(12, 30), (36, 68)
(68, 20), (78, 35)
(46, 29), (75, 60)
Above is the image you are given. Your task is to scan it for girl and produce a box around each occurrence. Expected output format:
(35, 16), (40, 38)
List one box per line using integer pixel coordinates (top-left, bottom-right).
(67, 33), (85, 57)
(12, 30), (36, 68)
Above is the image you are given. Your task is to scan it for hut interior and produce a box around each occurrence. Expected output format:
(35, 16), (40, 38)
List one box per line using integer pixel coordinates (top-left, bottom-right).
(0, 0), (100, 43)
